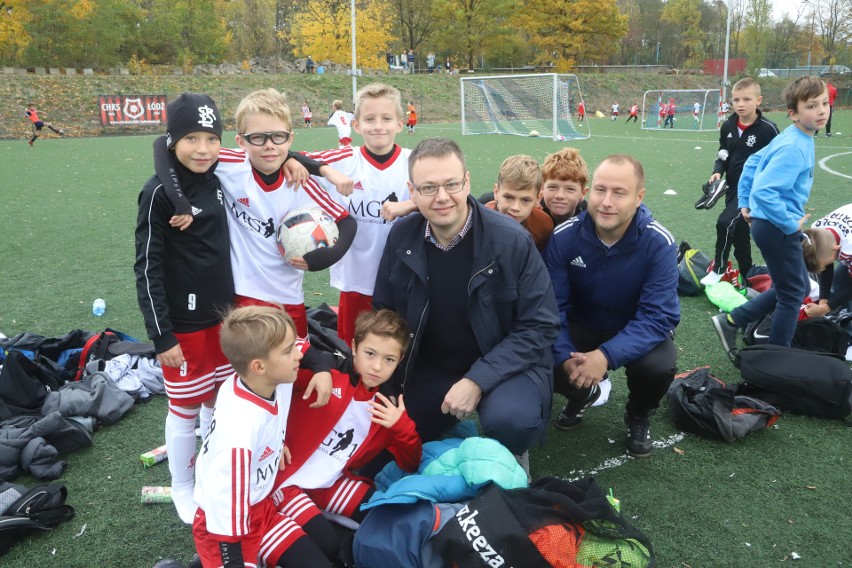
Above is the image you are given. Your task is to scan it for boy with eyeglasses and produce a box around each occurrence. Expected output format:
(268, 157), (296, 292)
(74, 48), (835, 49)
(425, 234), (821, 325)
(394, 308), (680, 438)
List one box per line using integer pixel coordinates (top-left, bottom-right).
(163, 88), (357, 339)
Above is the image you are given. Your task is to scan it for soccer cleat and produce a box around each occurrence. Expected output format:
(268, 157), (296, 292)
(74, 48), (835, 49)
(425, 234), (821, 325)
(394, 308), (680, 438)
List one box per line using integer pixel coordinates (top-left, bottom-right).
(624, 413), (653, 457)
(702, 179), (728, 209)
(555, 384), (601, 430)
(826, 133), (832, 137)
(711, 313), (738, 357)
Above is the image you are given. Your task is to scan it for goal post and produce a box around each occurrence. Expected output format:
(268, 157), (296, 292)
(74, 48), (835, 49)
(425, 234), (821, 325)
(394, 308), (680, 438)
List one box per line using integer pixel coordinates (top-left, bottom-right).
(640, 89), (720, 132)
(461, 73), (590, 141)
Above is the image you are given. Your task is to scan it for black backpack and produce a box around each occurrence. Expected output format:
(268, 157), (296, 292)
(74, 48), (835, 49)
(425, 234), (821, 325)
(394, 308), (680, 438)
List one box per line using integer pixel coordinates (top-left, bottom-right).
(0, 482), (75, 556)
(73, 328), (156, 381)
(735, 344), (852, 419)
(667, 367), (781, 442)
(676, 241), (711, 296)
(743, 315), (849, 355)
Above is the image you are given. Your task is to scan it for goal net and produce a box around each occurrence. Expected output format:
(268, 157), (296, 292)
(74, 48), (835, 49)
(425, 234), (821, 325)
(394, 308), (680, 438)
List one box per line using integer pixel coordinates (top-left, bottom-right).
(641, 89), (720, 131)
(461, 74), (590, 141)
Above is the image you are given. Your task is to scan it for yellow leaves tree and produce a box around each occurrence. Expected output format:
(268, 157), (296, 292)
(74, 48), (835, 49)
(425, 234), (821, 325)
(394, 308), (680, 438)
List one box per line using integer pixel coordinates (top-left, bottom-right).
(661, 0), (704, 67)
(513, 0), (628, 70)
(286, 0), (396, 70)
(0, 1), (32, 64)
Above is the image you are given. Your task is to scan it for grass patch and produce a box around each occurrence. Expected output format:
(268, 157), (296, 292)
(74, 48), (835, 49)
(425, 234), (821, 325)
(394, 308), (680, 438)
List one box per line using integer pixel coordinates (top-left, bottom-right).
(1, 112), (851, 567)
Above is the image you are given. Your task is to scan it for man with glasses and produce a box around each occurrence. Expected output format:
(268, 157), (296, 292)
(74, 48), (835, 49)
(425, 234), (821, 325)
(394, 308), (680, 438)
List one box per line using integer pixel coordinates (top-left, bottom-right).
(372, 137), (560, 472)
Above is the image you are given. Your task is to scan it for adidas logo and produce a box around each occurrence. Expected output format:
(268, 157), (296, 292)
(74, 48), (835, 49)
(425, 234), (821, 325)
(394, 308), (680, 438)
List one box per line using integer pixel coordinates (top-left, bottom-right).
(259, 446), (274, 461)
(331, 387), (342, 399)
(191, 206), (202, 216)
(238, 197), (249, 207)
(353, 181), (363, 191)
(570, 256), (586, 268)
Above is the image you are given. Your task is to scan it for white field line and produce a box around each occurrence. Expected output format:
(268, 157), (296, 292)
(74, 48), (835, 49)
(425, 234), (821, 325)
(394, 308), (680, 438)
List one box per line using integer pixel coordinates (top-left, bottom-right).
(562, 432), (687, 482)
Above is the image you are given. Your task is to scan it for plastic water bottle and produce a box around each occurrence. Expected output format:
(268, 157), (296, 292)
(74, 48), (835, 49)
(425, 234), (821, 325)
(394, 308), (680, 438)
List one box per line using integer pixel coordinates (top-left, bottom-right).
(92, 298), (106, 316)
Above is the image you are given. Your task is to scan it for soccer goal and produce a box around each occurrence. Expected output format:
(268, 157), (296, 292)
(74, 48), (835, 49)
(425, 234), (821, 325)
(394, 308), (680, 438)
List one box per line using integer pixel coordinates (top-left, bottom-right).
(461, 73), (590, 141)
(641, 89), (720, 131)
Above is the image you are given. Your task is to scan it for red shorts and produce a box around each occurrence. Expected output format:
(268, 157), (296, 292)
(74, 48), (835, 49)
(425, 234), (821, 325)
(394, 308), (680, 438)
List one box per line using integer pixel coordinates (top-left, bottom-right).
(193, 498), (307, 568)
(274, 475), (372, 520)
(164, 325), (230, 407)
(407, 119), (417, 127)
(234, 295), (308, 338)
(336, 291), (373, 346)
(339, 137), (353, 147)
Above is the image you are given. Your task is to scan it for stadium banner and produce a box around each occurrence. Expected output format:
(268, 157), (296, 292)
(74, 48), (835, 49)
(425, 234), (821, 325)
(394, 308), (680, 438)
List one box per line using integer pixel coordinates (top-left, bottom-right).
(98, 95), (168, 126)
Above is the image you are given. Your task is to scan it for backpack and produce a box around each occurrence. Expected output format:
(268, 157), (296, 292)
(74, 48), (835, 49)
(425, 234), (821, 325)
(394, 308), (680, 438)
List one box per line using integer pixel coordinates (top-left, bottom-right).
(743, 315), (848, 355)
(667, 367), (781, 442)
(735, 344), (852, 419)
(0, 482), (75, 556)
(677, 242), (711, 296)
(73, 329), (155, 381)
(0, 351), (62, 420)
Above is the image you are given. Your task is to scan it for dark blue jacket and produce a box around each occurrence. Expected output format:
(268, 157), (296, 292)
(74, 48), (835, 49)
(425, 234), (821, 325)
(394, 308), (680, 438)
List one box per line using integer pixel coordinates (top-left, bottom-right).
(372, 197), (559, 403)
(544, 205), (680, 370)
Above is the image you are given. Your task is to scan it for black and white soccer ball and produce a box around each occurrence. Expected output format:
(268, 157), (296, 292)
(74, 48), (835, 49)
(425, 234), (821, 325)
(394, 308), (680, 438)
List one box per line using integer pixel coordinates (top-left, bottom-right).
(276, 207), (339, 263)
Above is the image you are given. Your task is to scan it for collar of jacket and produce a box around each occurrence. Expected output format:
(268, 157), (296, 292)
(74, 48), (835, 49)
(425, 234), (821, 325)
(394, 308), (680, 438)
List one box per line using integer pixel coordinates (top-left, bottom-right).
(578, 204), (651, 254)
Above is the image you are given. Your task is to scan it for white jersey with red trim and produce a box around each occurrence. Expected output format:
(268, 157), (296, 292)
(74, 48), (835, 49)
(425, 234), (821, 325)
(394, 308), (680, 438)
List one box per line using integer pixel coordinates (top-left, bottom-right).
(217, 148), (348, 304)
(812, 204), (852, 269)
(194, 374), (293, 538)
(305, 145), (411, 295)
(329, 110), (354, 140)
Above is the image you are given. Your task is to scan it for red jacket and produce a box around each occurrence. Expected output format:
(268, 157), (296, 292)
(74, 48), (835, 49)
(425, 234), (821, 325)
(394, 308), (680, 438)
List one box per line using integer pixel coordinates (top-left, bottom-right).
(276, 352), (422, 489)
(828, 83), (838, 106)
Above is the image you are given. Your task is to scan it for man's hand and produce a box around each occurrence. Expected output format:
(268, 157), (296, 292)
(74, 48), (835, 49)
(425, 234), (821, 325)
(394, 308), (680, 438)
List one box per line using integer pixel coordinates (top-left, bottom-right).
(168, 214), (194, 231)
(382, 199), (417, 222)
(369, 393), (405, 428)
(709, 173), (722, 183)
(319, 165), (354, 196)
(441, 378), (482, 421)
(283, 158), (310, 188)
(304, 371), (332, 408)
(566, 349), (608, 390)
(157, 344), (185, 368)
(278, 445), (292, 470)
(740, 207), (752, 225)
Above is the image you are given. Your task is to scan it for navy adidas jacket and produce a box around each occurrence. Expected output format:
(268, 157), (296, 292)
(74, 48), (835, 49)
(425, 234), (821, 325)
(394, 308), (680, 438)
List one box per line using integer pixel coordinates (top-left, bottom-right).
(544, 205), (680, 370)
(372, 197), (559, 401)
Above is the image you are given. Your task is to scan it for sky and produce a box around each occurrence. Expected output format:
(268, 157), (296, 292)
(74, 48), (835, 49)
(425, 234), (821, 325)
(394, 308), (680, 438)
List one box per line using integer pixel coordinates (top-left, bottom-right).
(769, 0), (810, 20)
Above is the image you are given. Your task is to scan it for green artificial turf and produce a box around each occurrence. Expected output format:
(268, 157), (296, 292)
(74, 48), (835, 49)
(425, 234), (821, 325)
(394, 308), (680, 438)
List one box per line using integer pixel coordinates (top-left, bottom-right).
(1, 112), (850, 567)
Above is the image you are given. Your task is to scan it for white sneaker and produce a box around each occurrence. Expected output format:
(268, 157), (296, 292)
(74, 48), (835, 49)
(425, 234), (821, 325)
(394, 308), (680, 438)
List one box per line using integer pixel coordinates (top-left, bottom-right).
(171, 483), (197, 524)
(700, 271), (723, 286)
(592, 377), (612, 407)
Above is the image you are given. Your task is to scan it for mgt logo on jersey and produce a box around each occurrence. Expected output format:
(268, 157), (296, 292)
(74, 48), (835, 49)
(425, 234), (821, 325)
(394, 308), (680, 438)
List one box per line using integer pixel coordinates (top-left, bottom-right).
(319, 427), (358, 461)
(745, 134), (757, 147)
(454, 504), (512, 568)
(348, 191), (399, 225)
(197, 105), (217, 128)
(229, 202), (276, 238)
(256, 451), (283, 485)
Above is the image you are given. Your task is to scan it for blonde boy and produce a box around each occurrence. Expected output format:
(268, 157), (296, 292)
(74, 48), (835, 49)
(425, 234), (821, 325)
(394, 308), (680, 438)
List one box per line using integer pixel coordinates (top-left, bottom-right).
(306, 83), (418, 345)
(540, 147), (589, 226)
(485, 155), (553, 251)
(193, 306), (336, 568)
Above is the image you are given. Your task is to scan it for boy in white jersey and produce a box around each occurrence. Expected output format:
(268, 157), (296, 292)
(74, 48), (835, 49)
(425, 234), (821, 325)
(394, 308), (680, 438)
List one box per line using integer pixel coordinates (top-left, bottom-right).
(328, 99), (355, 147)
(272, 309), (421, 529)
(193, 306), (336, 568)
(802, 204), (852, 317)
(306, 83), (418, 345)
(164, 88), (357, 340)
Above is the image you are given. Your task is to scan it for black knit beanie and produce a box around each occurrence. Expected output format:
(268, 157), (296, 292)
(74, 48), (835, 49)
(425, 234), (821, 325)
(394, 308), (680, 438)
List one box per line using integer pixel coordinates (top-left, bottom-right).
(166, 93), (223, 149)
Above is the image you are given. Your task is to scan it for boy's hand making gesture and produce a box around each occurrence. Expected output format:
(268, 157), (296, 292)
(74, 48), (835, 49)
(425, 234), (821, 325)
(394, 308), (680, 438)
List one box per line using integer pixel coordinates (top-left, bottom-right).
(368, 392), (406, 428)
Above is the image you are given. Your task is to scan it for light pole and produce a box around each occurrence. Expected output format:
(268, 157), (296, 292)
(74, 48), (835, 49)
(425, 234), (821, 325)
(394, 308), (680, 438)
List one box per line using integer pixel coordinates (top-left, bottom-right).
(351, 0), (357, 103)
(720, 0), (732, 127)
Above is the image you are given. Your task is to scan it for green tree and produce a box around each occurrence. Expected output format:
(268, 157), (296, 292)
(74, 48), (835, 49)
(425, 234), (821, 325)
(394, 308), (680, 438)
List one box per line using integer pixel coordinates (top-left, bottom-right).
(141, 0), (229, 65)
(391, 0), (435, 51)
(661, 0), (703, 67)
(742, 0), (773, 73)
(431, 0), (515, 71)
(222, 0), (278, 61)
(513, 0), (628, 70)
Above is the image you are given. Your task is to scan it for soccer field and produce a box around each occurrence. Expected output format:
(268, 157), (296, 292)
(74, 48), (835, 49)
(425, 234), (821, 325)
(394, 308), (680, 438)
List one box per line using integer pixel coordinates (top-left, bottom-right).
(1, 114), (851, 567)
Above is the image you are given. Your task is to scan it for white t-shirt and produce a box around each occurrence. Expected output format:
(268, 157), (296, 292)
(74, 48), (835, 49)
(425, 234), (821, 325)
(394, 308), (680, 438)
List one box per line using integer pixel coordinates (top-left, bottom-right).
(307, 145), (412, 295)
(217, 148), (348, 304)
(812, 204), (852, 269)
(611, 103), (620, 114)
(693, 103), (701, 115)
(329, 110), (355, 141)
(282, 398), (374, 489)
(194, 374), (293, 537)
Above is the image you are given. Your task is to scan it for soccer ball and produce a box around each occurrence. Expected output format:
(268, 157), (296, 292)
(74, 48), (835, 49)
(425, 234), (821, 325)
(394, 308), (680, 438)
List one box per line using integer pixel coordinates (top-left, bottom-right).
(529, 130), (540, 137)
(276, 207), (339, 263)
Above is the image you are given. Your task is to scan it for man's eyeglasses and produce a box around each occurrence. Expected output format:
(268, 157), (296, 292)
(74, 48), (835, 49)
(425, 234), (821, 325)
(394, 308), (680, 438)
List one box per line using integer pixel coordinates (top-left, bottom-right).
(412, 179), (466, 196)
(241, 131), (292, 146)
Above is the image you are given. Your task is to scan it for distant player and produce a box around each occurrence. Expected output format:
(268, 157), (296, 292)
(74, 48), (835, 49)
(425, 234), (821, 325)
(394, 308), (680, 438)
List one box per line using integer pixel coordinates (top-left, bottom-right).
(664, 98), (676, 128)
(611, 101), (619, 120)
(25, 104), (63, 146)
(626, 103), (639, 124)
(301, 101), (312, 128)
(406, 101), (417, 134)
(692, 101), (701, 126)
(577, 100), (586, 123)
(328, 99), (354, 147)
(658, 100), (668, 128)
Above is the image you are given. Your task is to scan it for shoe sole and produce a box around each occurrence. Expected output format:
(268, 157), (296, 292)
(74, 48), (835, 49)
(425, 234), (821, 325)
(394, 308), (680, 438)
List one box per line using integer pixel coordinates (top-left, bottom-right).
(627, 447), (653, 458)
(554, 419), (583, 431)
(711, 315), (734, 354)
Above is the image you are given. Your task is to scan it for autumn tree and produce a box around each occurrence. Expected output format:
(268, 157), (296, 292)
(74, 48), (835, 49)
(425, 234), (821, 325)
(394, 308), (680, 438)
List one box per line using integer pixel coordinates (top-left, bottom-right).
(0, 0), (31, 65)
(660, 0), (703, 67)
(221, 0), (278, 61)
(431, 0), (516, 71)
(287, 0), (395, 69)
(391, 0), (435, 51)
(141, 0), (230, 66)
(741, 0), (773, 73)
(513, 0), (628, 70)
(812, 0), (852, 67)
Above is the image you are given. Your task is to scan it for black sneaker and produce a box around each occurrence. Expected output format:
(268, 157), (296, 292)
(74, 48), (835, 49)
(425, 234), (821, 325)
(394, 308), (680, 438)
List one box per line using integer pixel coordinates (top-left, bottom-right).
(555, 385), (601, 430)
(711, 313), (738, 357)
(624, 413), (653, 457)
(702, 179), (728, 209)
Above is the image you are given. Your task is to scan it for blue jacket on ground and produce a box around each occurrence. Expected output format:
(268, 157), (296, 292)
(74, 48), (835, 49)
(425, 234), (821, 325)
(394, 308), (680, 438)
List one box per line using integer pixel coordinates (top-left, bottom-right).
(738, 124), (815, 235)
(544, 204), (680, 370)
(372, 196), (560, 405)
